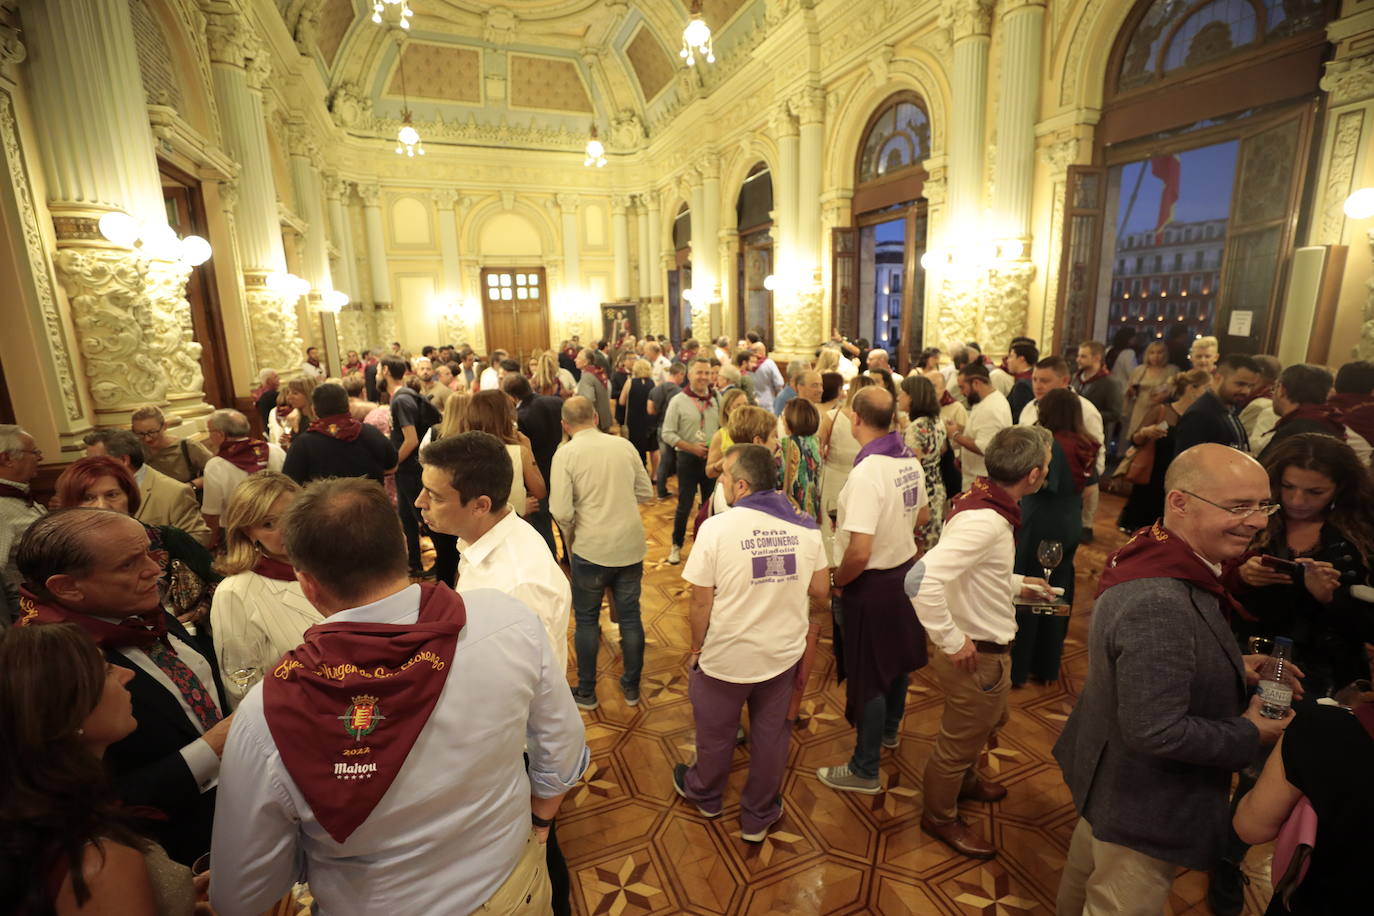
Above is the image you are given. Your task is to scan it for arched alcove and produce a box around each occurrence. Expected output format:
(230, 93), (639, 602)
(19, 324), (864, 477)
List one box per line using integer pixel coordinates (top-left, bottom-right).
(735, 162), (774, 342)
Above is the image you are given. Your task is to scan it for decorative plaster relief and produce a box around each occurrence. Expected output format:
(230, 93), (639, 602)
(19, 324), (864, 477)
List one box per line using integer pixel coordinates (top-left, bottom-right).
(1321, 54), (1374, 107)
(245, 286), (306, 376)
(1361, 230), (1374, 361)
(1319, 111), (1365, 245)
(939, 0), (996, 42)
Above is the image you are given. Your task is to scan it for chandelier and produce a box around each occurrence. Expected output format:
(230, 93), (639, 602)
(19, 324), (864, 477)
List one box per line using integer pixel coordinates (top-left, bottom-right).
(371, 0), (413, 30)
(583, 124), (606, 168)
(680, 0), (714, 67)
(393, 40), (424, 157)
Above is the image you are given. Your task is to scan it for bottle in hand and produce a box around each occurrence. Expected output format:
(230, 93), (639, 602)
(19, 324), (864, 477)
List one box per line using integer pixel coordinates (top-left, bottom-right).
(1257, 636), (1295, 719)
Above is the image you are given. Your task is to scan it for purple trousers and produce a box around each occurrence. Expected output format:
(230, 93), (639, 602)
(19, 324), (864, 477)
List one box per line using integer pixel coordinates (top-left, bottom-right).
(683, 661), (798, 834)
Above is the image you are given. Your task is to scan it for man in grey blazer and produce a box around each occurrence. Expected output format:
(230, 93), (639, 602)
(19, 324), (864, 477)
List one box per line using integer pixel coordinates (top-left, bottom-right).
(1053, 444), (1295, 914)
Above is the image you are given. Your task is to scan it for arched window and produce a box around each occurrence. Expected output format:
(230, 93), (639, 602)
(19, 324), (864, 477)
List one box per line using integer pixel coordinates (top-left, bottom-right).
(735, 163), (774, 340)
(1116, 0), (1329, 94)
(855, 95), (930, 185)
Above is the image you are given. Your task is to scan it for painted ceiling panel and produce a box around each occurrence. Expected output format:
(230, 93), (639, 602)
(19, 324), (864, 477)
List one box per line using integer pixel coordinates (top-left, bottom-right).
(625, 25), (674, 102)
(317, 0), (355, 67)
(387, 43), (483, 104)
(508, 54), (593, 112)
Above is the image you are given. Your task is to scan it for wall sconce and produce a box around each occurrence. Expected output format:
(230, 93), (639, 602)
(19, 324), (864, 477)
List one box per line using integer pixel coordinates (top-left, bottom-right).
(762, 274), (777, 291)
(322, 290), (350, 313)
(98, 211), (212, 266)
(1343, 187), (1374, 220)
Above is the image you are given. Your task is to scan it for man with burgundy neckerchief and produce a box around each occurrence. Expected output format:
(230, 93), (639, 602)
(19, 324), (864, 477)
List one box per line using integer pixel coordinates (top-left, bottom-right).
(16, 508), (232, 865)
(1330, 359), (1374, 465)
(817, 387), (929, 795)
(202, 409), (285, 545)
(210, 478), (588, 916)
(0, 424), (45, 619)
(661, 357), (721, 565)
(1054, 445), (1296, 914)
(908, 426), (1055, 859)
(281, 382), (398, 486)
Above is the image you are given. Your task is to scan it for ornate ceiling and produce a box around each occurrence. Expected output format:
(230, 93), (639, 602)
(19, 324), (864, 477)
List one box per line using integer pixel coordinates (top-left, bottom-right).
(283, 0), (761, 154)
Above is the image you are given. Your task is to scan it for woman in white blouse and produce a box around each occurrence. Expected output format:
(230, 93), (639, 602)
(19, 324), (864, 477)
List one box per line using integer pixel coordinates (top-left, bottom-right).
(209, 471), (323, 708)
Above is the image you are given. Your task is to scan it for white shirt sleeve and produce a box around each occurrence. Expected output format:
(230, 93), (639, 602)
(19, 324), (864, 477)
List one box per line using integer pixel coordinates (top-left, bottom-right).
(681, 519), (716, 587)
(838, 468), (883, 536)
(202, 460), (228, 515)
(178, 738), (222, 793)
(907, 515), (994, 655)
(209, 694), (305, 916)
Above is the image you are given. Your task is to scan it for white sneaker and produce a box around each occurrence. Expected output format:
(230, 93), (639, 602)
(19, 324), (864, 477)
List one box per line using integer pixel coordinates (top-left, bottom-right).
(668, 545), (681, 564)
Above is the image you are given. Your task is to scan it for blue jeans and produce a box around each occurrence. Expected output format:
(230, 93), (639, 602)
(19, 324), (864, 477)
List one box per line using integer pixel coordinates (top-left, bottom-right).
(849, 673), (908, 780)
(570, 556), (645, 693)
(655, 435), (676, 496)
(526, 497), (558, 559)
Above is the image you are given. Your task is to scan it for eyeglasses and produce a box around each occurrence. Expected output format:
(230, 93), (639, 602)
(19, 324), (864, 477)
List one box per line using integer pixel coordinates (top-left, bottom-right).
(133, 427), (163, 439)
(1181, 490), (1281, 518)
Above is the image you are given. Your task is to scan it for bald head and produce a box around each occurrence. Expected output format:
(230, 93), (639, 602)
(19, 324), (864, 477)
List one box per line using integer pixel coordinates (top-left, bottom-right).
(851, 386), (895, 434)
(1164, 444), (1272, 564)
(561, 395), (597, 430)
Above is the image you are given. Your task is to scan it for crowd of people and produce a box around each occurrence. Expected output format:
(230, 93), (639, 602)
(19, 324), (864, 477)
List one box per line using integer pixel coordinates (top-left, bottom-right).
(0, 323), (1371, 916)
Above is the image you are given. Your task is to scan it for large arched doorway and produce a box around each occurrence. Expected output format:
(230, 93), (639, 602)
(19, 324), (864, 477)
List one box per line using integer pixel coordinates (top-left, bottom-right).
(735, 163), (774, 342)
(1056, 0), (1333, 358)
(667, 204), (693, 342)
(833, 92), (931, 372)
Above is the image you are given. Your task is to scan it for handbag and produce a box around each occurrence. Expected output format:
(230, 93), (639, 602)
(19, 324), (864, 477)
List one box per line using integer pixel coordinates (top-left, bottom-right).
(1270, 703), (1374, 910)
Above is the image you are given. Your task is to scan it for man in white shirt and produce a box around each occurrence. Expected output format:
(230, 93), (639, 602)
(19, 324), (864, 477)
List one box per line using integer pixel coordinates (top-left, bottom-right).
(750, 341), (786, 413)
(1019, 356), (1106, 473)
(301, 346), (325, 380)
(417, 431), (571, 675)
(211, 478), (587, 916)
(646, 340), (672, 385)
(549, 397), (654, 710)
(677, 444), (829, 841)
(866, 348), (903, 382)
(951, 363), (1013, 492)
(479, 348), (507, 391)
(907, 426), (1054, 859)
(201, 410), (286, 544)
(818, 387), (929, 794)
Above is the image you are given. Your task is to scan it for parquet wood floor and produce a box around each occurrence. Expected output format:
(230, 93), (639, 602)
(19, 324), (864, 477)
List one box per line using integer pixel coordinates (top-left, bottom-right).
(553, 490), (1279, 916)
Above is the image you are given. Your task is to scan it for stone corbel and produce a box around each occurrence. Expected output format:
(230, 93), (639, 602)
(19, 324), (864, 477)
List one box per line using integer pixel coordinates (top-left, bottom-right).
(1039, 135), (1080, 179)
(0, 24), (26, 66)
(1321, 54), (1374, 107)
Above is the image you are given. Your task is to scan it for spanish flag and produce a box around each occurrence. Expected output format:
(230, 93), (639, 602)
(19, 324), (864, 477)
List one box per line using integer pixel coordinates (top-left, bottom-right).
(1151, 155), (1181, 245)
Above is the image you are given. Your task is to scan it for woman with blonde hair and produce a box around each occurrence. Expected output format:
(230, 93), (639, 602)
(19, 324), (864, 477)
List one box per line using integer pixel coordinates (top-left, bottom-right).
(208, 471), (320, 708)
(705, 387), (750, 479)
(462, 389), (546, 517)
(1121, 339), (1179, 452)
(275, 376), (318, 449)
(620, 358), (658, 473)
(531, 351), (564, 398)
(437, 390), (472, 440)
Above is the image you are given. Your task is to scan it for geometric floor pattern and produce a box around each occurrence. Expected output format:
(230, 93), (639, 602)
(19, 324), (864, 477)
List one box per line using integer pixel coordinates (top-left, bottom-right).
(553, 490), (1279, 915)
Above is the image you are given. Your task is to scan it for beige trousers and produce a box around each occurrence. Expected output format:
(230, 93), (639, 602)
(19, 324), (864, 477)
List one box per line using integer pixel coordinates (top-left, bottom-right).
(474, 831), (552, 915)
(921, 648), (1010, 823)
(1055, 818), (1178, 916)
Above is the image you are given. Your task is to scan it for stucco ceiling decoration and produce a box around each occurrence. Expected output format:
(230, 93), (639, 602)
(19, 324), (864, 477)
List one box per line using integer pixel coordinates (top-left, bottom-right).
(316, 0), (355, 67)
(625, 23), (674, 102)
(509, 53), (594, 112)
(385, 42), (482, 104)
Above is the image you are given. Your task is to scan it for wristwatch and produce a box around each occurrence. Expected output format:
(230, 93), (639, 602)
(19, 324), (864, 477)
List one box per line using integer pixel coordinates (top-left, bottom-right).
(531, 812), (554, 829)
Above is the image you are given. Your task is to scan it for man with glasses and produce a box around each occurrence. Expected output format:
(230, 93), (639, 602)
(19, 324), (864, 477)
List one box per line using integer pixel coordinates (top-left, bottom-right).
(1054, 444), (1296, 914)
(131, 405), (212, 489)
(0, 425), (45, 620)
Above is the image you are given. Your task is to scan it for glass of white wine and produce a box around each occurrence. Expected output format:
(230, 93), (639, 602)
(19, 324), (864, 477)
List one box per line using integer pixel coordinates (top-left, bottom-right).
(227, 630), (270, 693)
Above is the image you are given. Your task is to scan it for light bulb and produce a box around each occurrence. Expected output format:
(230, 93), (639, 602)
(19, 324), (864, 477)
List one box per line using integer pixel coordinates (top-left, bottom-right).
(1344, 188), (1374, 220)
(141, 223), (182, 261)
(762, 274), (777, 291)
(98, 211), (142, 247)
(180, 235), (212, 267)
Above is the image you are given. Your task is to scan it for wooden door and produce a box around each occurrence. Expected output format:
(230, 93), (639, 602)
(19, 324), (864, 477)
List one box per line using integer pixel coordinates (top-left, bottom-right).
(831, 227), (857, 341)
(161, 167), (234, 408)
(1053, 166), (1108, 358)
(480, 267), (550, 364)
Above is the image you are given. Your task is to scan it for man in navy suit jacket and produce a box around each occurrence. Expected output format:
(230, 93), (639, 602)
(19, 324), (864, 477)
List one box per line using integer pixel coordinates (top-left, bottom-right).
(17, 509), (232, 865)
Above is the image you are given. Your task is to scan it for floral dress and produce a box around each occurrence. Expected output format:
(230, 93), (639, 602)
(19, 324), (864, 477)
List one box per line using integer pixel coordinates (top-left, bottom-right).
(781, 434), (822, 521)
(903, 415), (947, 549)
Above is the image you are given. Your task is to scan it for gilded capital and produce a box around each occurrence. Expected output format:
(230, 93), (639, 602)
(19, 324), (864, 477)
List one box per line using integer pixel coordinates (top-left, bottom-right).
(796, 86), (826, 126)
(205, 12), (254, 68)
(430, 188), (460, 209)
(611, 194), (633, 214)
(555, 193), (582, 214)
(940, 0), (995, 42)
(358, 182), (383, 207)
(769, 102), (798, 139)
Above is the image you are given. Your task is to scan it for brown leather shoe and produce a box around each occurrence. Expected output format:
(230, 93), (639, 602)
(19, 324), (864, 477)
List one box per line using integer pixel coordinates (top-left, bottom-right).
(958, 778), (1008, 803)
(921, 816), (997, 859)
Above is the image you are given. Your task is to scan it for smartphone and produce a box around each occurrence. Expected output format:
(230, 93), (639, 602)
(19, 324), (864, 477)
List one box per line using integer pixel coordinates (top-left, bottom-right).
(1259, 555), (1302, 575)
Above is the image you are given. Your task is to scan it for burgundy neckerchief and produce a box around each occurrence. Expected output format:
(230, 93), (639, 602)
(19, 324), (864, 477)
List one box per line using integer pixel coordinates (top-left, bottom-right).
(306, 357), (322, 369)
(253, 555), (298, 583)
(1241, 383), (1274, 408)
(217, 437), (270, 473)
(263, 583), (466, 843)
(684, 385), (715, 406)
(1076, 366), (1110, 387)
(735, 489), (819, 530)
(1054, 431), (1099, 494)
(939, 390), (955, 408)
(308, 413), (364, 442)
(0, 481), (34, 506)
(853, 430), (913, 466)
(1276, 402), (1346, 438)
(946, 477), (1023, 537)
(585, 365), (608, 386)
(1014, 368), (1034, 381)
(17, 587), (167, 649)
(1099, 522), (1253, 621)
(1329, 392), (1374, 445)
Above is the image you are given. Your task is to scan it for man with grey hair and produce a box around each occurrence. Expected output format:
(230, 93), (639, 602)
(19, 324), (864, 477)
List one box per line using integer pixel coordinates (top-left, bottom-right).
(84, 428), (209, 546)
(201, 409), (285, 543)
(254, 368), (281, 434)
(675, 443), (829, 842)
(0, 424), (45, 619)
(907, 425), (1055, 859)
(573, 348), (613, 432)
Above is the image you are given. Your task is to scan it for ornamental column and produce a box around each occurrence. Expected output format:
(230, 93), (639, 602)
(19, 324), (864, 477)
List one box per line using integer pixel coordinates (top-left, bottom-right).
(945, 0), (994, 240)
(324, 176), (359, 301)
(700, 156), (721, 314)
(797, 87), (825, 286)
(288, 127), (333, 300)
(688, 175), (710, 336)
(358, 182), (397, 346)
(770, 103), (799, 285)
(207, 11), (303, 377)
(636, 197), (652, 302)
(611, 195), (632, 300)
(992, 0), (1045, 244)
(432, 189), (463, 301)
(20, 0), (209, 424)
(645, 193), (663, 299)
(557, 194), (582, 300)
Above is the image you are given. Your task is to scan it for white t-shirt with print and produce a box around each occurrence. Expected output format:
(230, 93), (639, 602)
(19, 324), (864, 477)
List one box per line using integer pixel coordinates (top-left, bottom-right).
(683, 505), (828, 684)
(835, 453), (927, 570)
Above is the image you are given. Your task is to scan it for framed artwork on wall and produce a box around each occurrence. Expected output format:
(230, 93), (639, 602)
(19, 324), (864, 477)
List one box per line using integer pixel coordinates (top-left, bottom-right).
(601, 303), (639, 344)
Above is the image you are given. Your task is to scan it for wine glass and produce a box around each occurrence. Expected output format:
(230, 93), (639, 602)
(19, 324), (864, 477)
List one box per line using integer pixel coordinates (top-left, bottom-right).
(227, 630), (270, 693)
(1036, 539), (1064, 586)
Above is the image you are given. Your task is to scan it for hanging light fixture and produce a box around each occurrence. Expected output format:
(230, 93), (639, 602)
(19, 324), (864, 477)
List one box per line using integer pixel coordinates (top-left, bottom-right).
(583, 124), (606, 168)
(393, 38), (424, 157)
(680, 0), (715, 67)
(371, 0), (413, 30)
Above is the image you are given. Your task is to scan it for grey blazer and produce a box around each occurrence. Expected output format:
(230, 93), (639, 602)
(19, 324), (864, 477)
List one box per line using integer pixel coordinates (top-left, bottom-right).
(1052, 577), (1260, 870)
